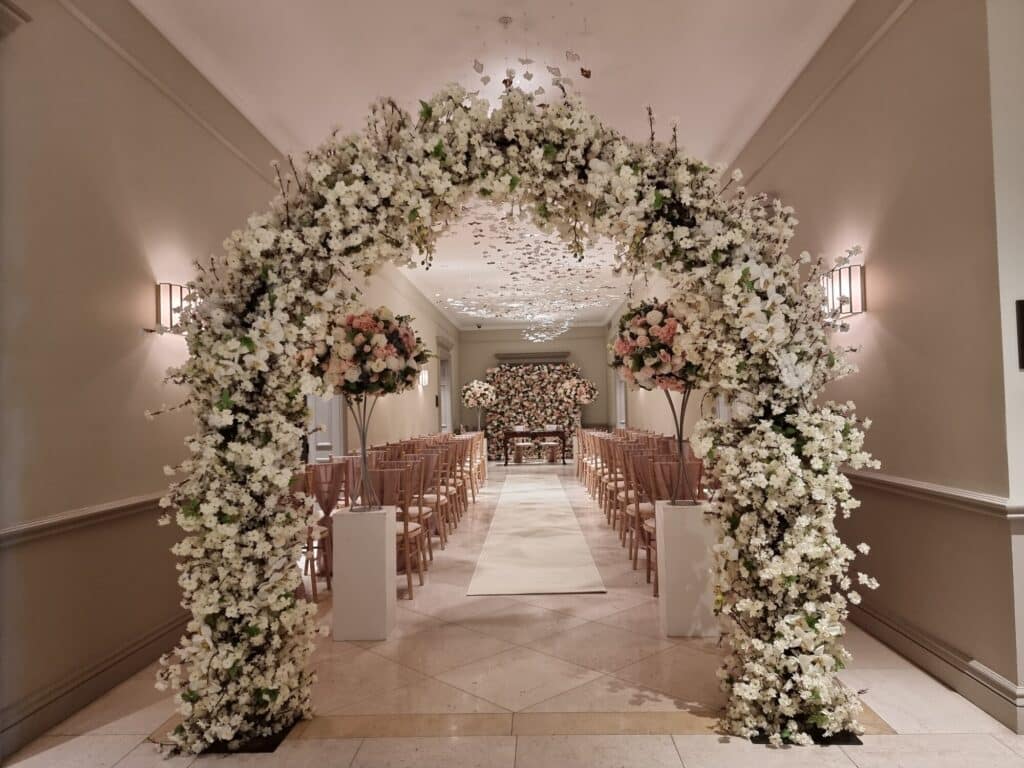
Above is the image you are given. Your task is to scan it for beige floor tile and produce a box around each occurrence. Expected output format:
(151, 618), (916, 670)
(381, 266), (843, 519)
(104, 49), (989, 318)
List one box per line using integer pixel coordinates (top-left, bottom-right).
(839, 668), (1012, 734)
(436, 647), (602, 712)
(350, 736), (515, 768)
(47, 669), (175, 736)
(612, 641), (726, 716)
(452, 601), (590, 645)
(367, 623), (514, 675)
(311, 637), (366, 664)
(312, 649), (430, 714)
(515, 734), (683, 767)
(298, 714), (512, 739)
(192, 738), (361, 766)
(2, 734), (141, 768)
(842, 734), (1024, 768)
(349, 607), (446, 650)
(339, 678), (510, 715)
(672, 735), (857, 767)
(513, 712), (718, 736)
(597, 600), (674, 640)
(109, 741), (194, 767)
(526, 621), (676, 673)
(402, 582), (518, 623)
(842, 624), (915, 670)
(998, 733), (1024, 758)
(515, 588), (653, 621)
(523, 674), (698, 713)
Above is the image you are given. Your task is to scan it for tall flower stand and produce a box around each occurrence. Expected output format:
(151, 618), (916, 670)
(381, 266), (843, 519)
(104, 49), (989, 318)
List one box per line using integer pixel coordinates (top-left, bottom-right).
(655, 501), (720, 638)
(332, 507), (396, 641)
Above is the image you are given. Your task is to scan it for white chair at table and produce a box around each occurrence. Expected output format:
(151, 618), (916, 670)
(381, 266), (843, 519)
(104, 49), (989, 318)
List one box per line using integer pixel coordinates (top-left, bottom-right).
(512, 424), (533, 464)
(538, 424), (562, 463)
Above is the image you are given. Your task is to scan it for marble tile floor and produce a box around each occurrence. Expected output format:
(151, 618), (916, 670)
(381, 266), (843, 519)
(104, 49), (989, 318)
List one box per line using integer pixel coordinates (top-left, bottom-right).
(6, 465), (1022, 767)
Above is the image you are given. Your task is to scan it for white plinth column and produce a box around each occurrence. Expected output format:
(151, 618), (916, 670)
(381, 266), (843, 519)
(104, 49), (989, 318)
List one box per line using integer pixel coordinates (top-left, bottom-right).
(332, 506), (396, 641)
(656, 501), (719, 638)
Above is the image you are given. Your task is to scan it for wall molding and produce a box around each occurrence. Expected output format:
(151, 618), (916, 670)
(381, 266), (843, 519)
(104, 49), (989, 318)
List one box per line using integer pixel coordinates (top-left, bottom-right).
(55, 0), (276, 187)
(0, 491), (165, 548)
(744, 0), (918, 185)
(847, 469), (1024, 520)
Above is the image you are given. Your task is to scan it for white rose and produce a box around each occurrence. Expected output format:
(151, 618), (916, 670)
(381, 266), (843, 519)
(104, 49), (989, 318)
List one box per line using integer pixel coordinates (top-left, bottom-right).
(645, 309), (664, 326)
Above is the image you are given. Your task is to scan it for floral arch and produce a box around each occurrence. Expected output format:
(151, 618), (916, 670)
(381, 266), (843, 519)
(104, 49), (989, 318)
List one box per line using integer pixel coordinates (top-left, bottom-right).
(159, 84), (877, 752)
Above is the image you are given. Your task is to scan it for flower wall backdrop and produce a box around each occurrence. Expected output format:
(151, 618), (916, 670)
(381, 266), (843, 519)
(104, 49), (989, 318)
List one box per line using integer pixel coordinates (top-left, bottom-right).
(484, 363), (580, 459)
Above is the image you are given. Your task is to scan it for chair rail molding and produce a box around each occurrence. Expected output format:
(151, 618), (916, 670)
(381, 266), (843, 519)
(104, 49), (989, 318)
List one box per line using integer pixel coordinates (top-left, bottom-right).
(846, 468), (1023, 520)
(0, 491), (165, 548)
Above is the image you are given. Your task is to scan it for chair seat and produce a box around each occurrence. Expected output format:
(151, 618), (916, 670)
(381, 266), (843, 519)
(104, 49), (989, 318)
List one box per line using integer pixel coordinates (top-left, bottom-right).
(642, 519), (656, 535)
(397, 522), (422, 538)
(412, 493), (448, 506)
(624, 502), (655, 517)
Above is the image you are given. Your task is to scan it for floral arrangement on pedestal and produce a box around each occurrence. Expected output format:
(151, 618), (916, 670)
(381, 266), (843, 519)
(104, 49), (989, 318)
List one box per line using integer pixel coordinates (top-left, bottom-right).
(484, 363), (580, 460)
(610, 299), (699, 501)
(461, 379), (497, 431)
(313, 306), (430, 507)
(559, 377), (598, 406)
(155, 74), (878, 753)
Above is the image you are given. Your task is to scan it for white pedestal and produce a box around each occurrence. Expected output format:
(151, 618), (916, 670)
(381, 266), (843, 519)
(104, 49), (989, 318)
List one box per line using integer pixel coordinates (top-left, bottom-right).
(332, 506), (396, 641)
(655, 501), (719, 638)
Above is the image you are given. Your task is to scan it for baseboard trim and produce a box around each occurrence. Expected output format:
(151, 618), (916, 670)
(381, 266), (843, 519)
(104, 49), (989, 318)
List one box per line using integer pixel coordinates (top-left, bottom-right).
(0, 492), (165, 548)
(852, 603), (1024, 732)
(0, 612), (187, 759)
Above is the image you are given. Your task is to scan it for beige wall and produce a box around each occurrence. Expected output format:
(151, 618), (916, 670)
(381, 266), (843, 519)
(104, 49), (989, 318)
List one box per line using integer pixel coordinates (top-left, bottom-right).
(456, 326), (612, 429)
(0, 0), (283, 755)
(728, 0), (1024, 727)
(344, 264), (461, 447)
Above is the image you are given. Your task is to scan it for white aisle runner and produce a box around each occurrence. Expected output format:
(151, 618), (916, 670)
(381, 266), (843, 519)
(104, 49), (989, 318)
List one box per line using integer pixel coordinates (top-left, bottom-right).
(467, 472), (606, 596)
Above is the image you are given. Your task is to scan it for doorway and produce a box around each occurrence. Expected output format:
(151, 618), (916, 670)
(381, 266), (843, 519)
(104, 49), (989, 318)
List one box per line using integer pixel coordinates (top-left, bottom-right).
(306, 394), (344, 461)
(438, 357), (453, 433)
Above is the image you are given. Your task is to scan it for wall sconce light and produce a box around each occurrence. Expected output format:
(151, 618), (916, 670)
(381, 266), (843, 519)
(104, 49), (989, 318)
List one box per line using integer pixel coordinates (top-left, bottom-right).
(145, 282), (191, 334)
(419, 369), (430, 388)
(821, 246), (865, 331)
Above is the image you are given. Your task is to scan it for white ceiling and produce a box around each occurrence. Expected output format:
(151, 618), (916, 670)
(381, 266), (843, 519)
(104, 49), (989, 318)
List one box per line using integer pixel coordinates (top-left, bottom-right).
(132, 0), (852, 333)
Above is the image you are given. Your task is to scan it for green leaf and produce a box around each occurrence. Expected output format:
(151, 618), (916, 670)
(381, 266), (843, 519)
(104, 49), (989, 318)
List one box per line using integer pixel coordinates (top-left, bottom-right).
(182, 690), (199, 704)
(653, 190), (665, 210)
(479, 187), (492, 197)
(181, 499), (200, 518)
(216, 390), (233, 410)
(805, 612), (819, 630)
(509, 175), (520, 192)
(240, 336), (256, 353)
(542, 142), (557, 160)
(244, 624), (261, 638)
(418, 99), (432, 122)
(431, 140), (446, 161)
(407, 208), (419, 223)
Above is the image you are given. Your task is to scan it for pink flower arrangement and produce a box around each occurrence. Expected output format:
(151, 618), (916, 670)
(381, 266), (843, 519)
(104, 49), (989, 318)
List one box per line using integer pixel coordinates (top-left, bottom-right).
(316, 306), (431, 398)
(609, 299), (697, 392)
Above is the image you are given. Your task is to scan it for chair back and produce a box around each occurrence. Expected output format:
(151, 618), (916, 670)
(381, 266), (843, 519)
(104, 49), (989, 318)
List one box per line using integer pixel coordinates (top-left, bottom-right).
(306, 462), (343, 518)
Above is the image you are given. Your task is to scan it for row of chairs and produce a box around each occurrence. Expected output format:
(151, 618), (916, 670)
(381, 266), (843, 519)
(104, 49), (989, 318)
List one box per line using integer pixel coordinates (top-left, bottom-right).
(297, 431), (487, 600)
(576, 428), (705, 596)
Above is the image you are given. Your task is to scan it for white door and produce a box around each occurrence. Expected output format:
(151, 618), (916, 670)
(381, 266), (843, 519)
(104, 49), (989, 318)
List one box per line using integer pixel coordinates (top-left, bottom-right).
(307, 394), (344, 461)
(439, 358), (453, 433)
